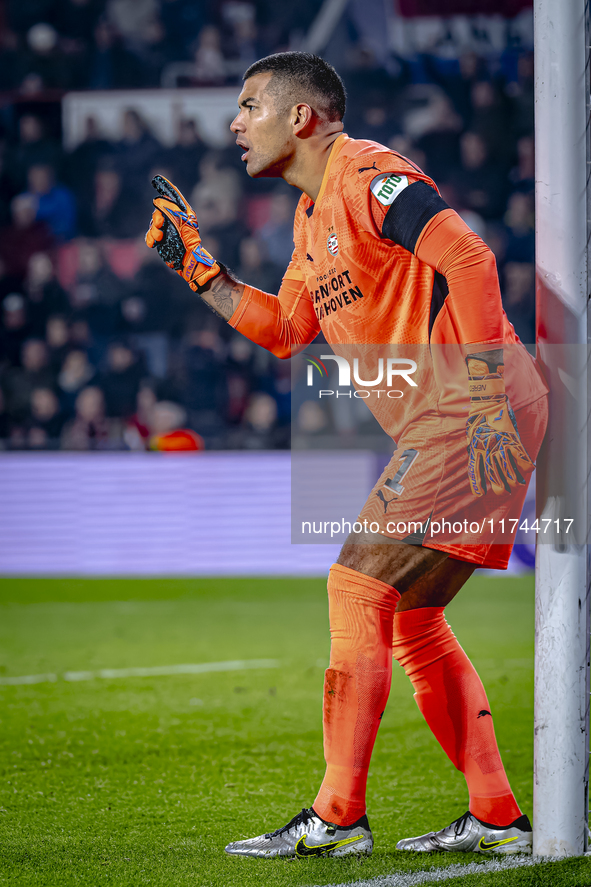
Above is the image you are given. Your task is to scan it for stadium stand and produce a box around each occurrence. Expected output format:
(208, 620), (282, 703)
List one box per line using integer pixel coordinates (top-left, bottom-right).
(0, 0), (535, 450)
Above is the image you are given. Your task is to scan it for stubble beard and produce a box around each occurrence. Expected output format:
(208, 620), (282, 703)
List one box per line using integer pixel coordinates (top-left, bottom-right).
(245, 131), (293, 180)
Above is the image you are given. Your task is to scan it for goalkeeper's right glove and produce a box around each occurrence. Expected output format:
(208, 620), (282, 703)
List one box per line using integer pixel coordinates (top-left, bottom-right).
(466, 353), (534, 496)
(145, 175), (222, 292)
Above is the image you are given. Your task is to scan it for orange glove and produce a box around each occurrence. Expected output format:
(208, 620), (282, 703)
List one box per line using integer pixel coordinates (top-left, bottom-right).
(466, 353), (534, 496)
(145, 175), (221, 292)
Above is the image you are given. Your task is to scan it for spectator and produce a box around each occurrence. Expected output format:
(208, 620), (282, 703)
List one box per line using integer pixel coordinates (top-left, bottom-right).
(226, 335), (255, 426)
(504, 191), (535, 264)
(165, 119), (206, 196)
(121, 246), (187, 376)
(25, 252), (70, 335)
(450, 131), (509, 220)
(69, 318), (93, 351)
(161, 0), (208, 61)
(179, 327), (228, 438)
(26, 386), (64, 448)
(7, 115), (62, 193)
(54, 0), (101, 90)
(225, 1), (260, 69)
(124, 383), (157, 449)
(57, 349), (97, 416)
(297, 399), (330, 436)
(88, 18), (144, 89)
(387, 135), (428, 175)
(359, 105), (393, 146)
(69, 240), (123, 340)
(99, 341), (144, 418)
(468, 79), (511, 166)
(65, 116), (114, 204)
(509, 135), (535, 193)
(107, 0), (160, 50)
(26, 164), (77, 241)
(0, 293), (32, 368)
(0, 194), (54, 281)
(426, 51), (485, 127)
(503, 262), (535, 345)
(192, 26), (227, 85)
(114, 109), (162, 191)
(507, 52), (534, 139)
(78, 165), (140, 238)
(46, 315), (71, 372)
(3, 338), (55, 421)
(236, 237), (281, 293)
(239, 391), (283, 450)
(411, 89), (462, 183)
(257, 191), (296, 270)
(61, 385), (120, 449)
(22, 22), (69, 92)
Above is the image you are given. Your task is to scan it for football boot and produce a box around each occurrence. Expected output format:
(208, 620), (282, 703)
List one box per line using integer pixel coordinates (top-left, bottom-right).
(396, 811), (532, 855)
(225, 806), (373, 858)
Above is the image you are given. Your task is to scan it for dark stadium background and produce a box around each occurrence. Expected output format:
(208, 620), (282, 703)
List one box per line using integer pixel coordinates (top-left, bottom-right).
(0, 0), (536, 574)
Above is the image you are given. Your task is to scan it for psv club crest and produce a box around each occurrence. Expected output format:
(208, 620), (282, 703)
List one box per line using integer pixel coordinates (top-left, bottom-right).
(327, 233), (339, 256)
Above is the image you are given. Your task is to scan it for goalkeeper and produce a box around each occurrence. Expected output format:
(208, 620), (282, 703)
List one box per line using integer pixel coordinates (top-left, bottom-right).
(146, 52), (548, 859)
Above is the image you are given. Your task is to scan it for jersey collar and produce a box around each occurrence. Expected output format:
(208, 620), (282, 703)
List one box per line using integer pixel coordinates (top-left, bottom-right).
(309, 132), (348, 214)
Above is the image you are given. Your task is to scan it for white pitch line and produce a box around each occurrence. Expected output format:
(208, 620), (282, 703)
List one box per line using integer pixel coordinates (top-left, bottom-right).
(0, 659), (280, 686)
(313, 854), (550, 887)
(0, 673), (58, 686)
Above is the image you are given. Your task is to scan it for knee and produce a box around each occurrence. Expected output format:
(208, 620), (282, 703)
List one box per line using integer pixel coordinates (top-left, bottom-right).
(391, 607), (451, 674)
(327, 564), (400, 661)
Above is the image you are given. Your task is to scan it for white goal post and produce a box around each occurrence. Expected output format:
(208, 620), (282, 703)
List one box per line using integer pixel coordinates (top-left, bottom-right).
(534, 0), (590, 857)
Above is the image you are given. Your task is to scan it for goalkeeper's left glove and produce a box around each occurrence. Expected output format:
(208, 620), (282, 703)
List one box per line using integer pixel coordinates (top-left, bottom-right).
(466, 352), (534, 496)
(145, 175), (222, 292)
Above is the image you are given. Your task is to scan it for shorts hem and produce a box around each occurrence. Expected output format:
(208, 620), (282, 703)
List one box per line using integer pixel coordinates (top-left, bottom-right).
(421, 541), (510, 570)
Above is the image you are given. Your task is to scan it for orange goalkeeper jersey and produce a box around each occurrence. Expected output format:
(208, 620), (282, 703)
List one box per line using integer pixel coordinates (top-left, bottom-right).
(230, 134), (547, 439)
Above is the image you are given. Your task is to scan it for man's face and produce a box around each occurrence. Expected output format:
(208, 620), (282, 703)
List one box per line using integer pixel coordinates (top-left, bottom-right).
(231, 73), (294, 178)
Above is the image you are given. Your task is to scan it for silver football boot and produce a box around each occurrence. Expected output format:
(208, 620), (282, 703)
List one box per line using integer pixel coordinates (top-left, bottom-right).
(225, 807), (373, 858)
(396, 811), (532, 855)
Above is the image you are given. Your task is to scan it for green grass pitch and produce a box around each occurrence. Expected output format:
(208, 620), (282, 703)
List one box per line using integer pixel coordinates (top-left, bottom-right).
(0, 574), (589, 887)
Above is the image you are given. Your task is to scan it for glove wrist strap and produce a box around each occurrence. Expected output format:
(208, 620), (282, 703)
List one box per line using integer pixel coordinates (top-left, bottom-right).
(468, 375), (506, 400)
(193, 261), (227, 294)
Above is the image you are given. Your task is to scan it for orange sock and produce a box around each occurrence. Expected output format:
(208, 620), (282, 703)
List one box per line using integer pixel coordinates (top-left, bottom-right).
(313, 564), (400, 826)
(392, 607), (521, 826)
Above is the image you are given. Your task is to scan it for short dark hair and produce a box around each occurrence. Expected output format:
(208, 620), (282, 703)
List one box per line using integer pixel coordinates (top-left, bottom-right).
(243, 52), (346, 122)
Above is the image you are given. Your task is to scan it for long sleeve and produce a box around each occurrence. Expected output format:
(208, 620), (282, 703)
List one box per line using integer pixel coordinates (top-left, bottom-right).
(228, 266), (320, 359)
(414, 208), (504, 347)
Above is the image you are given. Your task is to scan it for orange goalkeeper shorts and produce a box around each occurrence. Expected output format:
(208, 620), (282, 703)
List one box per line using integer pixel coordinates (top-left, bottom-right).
(356, 395), (548, 570)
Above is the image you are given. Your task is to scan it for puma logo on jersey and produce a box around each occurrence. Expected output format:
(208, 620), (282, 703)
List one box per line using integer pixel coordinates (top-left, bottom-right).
(370, 173), (409, 206)
(477, 710), (491, 718)
(377, 489), (396, 513)
(358, 162), (379, 173)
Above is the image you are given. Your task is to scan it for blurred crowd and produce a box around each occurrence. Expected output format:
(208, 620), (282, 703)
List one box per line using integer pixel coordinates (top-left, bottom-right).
(0, 0), (321, 91)
(0, 1), (536, 450)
